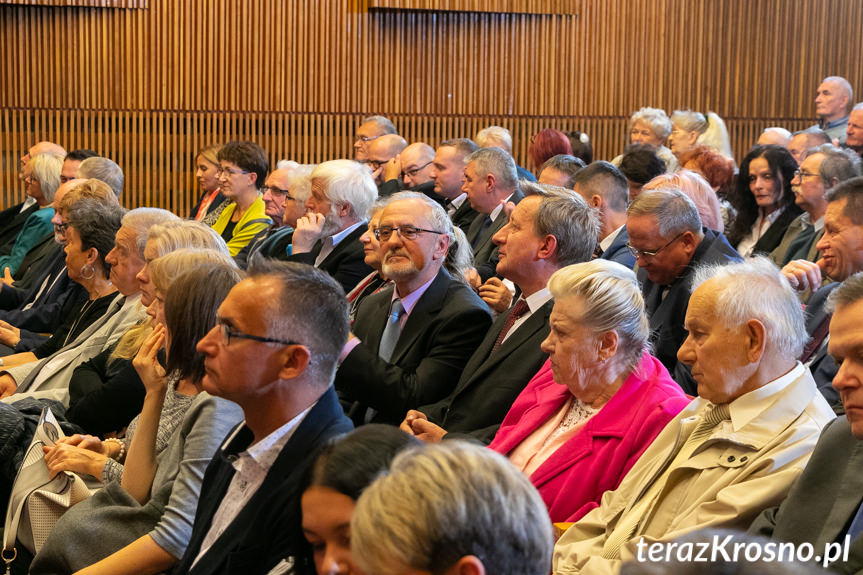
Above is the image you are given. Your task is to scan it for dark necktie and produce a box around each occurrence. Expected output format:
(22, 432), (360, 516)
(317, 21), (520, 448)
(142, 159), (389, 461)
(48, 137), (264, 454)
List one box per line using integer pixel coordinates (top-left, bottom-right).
(491, 299), (530, 353)
(378, 299), (405, 362)
(471, 216), (493, 249)
(801, 314), (831, 363)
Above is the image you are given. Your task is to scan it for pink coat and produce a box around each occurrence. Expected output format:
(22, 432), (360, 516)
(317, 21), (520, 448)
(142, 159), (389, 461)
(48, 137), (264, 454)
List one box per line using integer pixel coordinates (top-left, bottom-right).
(488, 354), (690, 523)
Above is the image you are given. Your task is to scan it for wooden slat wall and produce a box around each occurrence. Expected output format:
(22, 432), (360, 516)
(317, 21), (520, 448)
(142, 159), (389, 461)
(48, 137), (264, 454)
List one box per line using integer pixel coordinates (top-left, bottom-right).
(1, 0), (860, 210)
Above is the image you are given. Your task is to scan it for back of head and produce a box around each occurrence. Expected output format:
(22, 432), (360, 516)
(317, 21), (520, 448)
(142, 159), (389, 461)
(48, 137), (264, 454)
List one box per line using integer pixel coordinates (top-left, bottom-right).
(439, 137), (479, 159)
(370, 134), (408, 159)
(827, 270), (863, 314)
(629, 107), (673, 140)
(683, 145), (735, 190)
(758, 127), (793, 147)
(29, 153), (64, 203)
(466, 147), (519, 192)
(154, 254), (242, 382)
(78, 157), (124, 198)
(574, 160), (629, 213)
(535, 192), (599, 267)
(528, 128), (573, 171)
(310, 160), (378, 221)
(692, 256), (806, 359)
(361, 115), (398, 136)
(351, 441), (553, 575)
(816, 144), (862, 186)
(643, 170), (724, 232)
(218, 141), (270, 190)
(122, 208), (181, 259)
(539, 154), (586, 189)
(799, 126), (832, 150)
(825, 175), (863, 225)
(475, 126), (513, 154)
(58, 179), (121, 213)
(147, 220), (231, 258)
(628, 187), (703, 237)
(247, 259), (349, 386)
(548, 259), (649, 369)
(566, 131), (594, 164)
(619, 144), (667, 186)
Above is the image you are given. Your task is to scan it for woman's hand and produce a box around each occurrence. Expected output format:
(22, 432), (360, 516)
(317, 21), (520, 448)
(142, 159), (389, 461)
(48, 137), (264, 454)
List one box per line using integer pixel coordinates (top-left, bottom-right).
(42, 442), (108, 478)
(133, 323), (168, 395)
(59, 433), (107, 454)
(0, 319), (21, 347)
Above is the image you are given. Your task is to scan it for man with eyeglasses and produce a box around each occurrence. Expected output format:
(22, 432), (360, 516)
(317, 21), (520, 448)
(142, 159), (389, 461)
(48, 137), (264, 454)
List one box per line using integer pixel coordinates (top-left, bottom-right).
(285, 159), (376, 293)
(366, 134), (407, 186)
(354, 115), (398, 162)
(234, 166), (296, 269)
(626, 188), (741, 394)
(174, 260), (353, 575)
(335, 192), (492, 425)
(378, 142), (441, 202)
(772, 145), (861, 267)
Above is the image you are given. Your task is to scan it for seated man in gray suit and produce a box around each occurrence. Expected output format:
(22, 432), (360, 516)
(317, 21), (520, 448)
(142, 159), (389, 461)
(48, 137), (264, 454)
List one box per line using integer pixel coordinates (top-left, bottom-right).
(335, 192), (492, 424)
(750, 271), (863, 574)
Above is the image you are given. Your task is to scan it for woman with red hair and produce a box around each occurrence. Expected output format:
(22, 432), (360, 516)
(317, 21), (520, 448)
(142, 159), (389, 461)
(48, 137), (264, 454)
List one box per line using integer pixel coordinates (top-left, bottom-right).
(528, 129), (572, 176)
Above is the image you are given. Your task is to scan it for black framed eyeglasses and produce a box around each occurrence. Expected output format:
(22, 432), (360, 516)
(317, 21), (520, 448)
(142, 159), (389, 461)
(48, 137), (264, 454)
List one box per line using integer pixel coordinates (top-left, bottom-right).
(218, 322), (300, 347)
(374, 225), (445, 242)
(403, 161), (432, 178)
(626, 232), (686, 259)
(365, 159), (385, 170)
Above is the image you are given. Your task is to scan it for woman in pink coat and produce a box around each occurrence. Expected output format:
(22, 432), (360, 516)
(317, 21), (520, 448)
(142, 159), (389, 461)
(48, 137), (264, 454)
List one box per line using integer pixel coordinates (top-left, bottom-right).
(488, 259), (690, 523)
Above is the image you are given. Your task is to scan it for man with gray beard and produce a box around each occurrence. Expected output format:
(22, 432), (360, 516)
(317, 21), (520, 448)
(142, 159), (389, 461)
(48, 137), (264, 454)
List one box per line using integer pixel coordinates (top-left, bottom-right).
(335, 192), (492, 425)
(284, 159), (377, 293)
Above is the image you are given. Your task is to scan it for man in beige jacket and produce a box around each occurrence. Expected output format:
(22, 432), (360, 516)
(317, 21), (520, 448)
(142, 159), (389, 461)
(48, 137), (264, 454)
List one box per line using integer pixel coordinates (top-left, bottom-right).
(553, 257), (836, 575)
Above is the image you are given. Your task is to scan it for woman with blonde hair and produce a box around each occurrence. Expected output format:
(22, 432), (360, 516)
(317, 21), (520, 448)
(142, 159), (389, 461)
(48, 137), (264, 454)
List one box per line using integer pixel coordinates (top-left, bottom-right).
(190, 144), (227, 222)
(669, 110), (734, 164)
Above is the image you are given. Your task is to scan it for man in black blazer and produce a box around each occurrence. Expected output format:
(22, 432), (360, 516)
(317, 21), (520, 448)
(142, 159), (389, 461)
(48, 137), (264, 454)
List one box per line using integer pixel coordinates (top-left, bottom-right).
(463, 147), (525, 284)
(627, 188), (742, 394)
(749, 275), (863, 574)
(573, 161), (636, 269)
(335, 193), (492, 425)
(400, 191), (599, 444)
(430, 138), (480, 232)
(285, 159), (376, 293)
(173, 262), (353, 575)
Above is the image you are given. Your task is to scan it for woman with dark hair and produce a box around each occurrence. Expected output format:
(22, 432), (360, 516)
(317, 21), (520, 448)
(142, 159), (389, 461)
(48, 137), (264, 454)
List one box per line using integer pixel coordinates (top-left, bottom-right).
(30, 255), (244, 575)
(0, 197), (125, 359)
(529, 129), (572, 176)
(298, 425), (420, 575)
(565, 130), (593, 164)
(728, 145), (802, 257)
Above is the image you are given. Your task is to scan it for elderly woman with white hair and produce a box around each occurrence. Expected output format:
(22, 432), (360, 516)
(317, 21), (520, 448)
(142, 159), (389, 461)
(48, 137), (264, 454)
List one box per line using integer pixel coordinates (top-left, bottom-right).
(0, 153), (63, 277)
(352, 441), (553, 575)
(613, 107), (679, 172)
(488, 259), (690, 523)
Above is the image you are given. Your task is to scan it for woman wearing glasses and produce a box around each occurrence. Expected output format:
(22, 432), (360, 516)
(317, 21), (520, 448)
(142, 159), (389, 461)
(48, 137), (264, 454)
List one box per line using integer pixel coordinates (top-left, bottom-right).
(727, 145), (801, 257)
(30, 253), (244, 575)
(488, 260), (689, 523)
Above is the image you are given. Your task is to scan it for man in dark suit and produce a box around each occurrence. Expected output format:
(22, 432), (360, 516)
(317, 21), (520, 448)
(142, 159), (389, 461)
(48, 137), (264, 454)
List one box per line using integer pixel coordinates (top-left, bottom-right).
(335, 193), (492, 424)
(400, 191), (599, 444)
(573, 161), (636, 269)
(749, 273), (863, 574)
(463, 147), (525, 285)
(377, 142), (445, 206)
(627, 188), (742, 394)
(784, 177), (863, 409)
(284, 159), (376, 293)
(235, 166), (297, 268)
(430, 138), (480, 232)
(173, 261), (353, 575)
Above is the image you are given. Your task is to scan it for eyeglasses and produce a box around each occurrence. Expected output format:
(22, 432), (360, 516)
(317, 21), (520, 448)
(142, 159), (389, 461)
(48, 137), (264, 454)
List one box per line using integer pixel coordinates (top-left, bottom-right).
(793, 169), (820, 180)
(217, 166), (250, 177)
(374, 225), (445, 242)
(626, 232), (685, 259)
(366, 159), (385, 170)
(54, 222), (69, 233)
(403, 161), (432, 178)
(59, 175), (75, 184)
(262, 185), (293, 199)
(355, 134), (381, 143)
(218, 322), (300, 347)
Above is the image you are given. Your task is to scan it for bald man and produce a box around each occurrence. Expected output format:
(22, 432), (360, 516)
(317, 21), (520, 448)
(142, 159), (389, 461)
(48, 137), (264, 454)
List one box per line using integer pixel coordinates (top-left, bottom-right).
(378, 142), (444, 204)
(367, 134), (408, 186)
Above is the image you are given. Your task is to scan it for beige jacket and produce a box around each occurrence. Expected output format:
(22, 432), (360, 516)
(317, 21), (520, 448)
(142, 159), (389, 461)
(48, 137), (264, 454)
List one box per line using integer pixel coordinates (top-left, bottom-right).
(553, 363), (835, 575)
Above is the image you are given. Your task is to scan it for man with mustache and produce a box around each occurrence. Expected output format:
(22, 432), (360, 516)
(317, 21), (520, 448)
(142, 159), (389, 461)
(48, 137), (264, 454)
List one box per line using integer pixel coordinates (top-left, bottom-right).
(285, 159), (377, 293)
(335, 192), (492, 425)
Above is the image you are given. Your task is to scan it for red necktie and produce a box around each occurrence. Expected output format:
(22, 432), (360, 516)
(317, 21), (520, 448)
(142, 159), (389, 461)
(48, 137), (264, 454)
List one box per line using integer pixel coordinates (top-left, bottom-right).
(491, 299), (530, 353)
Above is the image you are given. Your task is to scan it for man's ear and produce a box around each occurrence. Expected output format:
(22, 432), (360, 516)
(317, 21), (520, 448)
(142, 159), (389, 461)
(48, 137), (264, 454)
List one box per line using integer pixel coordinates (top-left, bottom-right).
(745, 319), (767, 363)
(589, 194), (604, 209)
(536, 234), (558, 261)
(444, 556), (486, 575)
(278, 344), (311, 380)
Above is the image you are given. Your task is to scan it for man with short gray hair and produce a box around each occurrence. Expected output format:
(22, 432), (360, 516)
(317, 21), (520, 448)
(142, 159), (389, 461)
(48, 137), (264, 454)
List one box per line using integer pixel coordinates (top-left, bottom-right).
(554, 257), (835, 575)
(756, 127), (793, 148)
(788, 127), (832, 166)
(77, 156), (124, 198)
(354, 115), (398, 162)
(846, 103), (863, 157)
(812, 76), (854, 144)
(475, 125), (536, 182)
(626, 188), (741, 393)
(462, 147), (525, 284)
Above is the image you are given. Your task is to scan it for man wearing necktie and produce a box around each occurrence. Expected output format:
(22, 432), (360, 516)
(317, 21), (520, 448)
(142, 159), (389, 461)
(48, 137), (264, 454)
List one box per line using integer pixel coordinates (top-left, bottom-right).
(335, 192), (491, 425)
(749, 271), (863, 573)
(553, 258), (835, 575)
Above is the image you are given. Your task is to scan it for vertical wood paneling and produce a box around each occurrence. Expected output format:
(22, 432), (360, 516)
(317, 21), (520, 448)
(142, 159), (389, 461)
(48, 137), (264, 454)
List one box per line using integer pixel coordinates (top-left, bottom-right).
(1, 0), (859, 210)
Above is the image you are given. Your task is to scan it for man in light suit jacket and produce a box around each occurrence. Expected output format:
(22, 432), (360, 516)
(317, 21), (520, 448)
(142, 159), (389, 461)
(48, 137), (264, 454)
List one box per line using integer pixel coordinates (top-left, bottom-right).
(574, 161), (636, 269)
(285, 159), (376, 293)
(173, 261), (353, 575)
(400, 191), (599, 444)
(463, 147), (525, 284)
(335, 193), (492, 425)
(749, 272), (863, 574)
